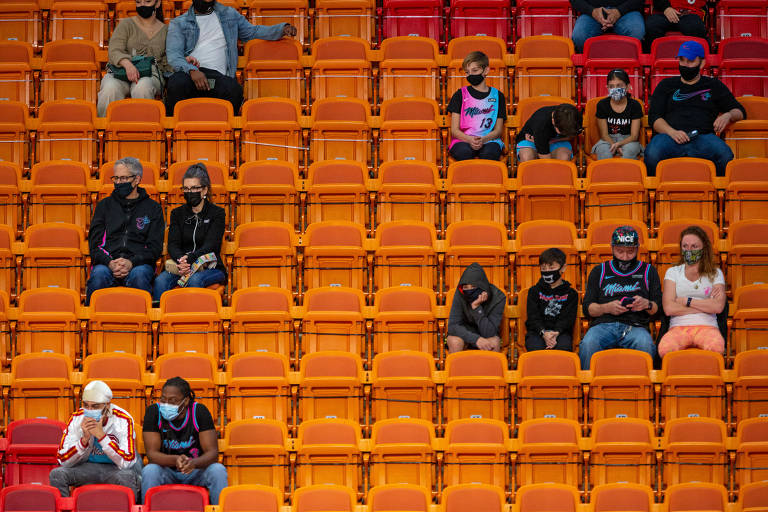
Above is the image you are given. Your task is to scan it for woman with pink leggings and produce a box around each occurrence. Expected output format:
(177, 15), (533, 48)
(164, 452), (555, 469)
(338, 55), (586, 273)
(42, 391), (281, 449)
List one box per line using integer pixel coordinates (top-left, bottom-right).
(658, 225), (726, 358)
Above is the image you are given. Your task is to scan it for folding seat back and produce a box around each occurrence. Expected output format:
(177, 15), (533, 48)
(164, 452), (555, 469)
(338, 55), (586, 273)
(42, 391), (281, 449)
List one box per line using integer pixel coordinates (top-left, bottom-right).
(115, 1), (174, 22)
(309, 97), (371, 164)
(716, 0), (768, 40)
(379, 97), (440, 164)
(248, 0), (308, 45)
(302, 222), (367, 291)
(590, 483), (653, 512)
(22, 222), (84, 292)
(0, 2), (41, 47)
(143, 485), (209, 512)
(513, 35), (575, 103)
(584, 159), (647, 225)
(584, 220), (650, 277)
(718, 37), (768, 98)
(516, 418), (582, 488)
(378, 36), (440, 102)
(158, 288), (223, 360)
(104, 99), (166, 166)
(87, 287), (151, 361)
(4, 420), (66, 486)
(376, 160), (439, 226)
(515, 160), (578, 226)
(36, 99), (97, 166)
(515, 0), (574, 39)
(226, 352), (291, 423)
(655, 158), (717, 227)
(656, 219), (718, 282)
(662, 418), (729, 486)
(724, 157), (768, 225)
(0, 224), (16, 301)
(446, 160), (508, 226)
(581, 35), (643, 103)
(369, 420), (435, 487)
(441, 484), (505, 512)
(314, 0), (375, 41)
(40, 40), (100, 103)
(368, 485), (430, 512)
(444, 221), (509, 293)
(166, 161), (229, 219)
(233, 221), (297, 292)
(0, 484), (60, 511)
(217, 484), (283, 512)
(307, 160), (368, 225)
(371, 350), (436, 422)
(444, 351), (508, 422)
(153, 353), (219, 424)
(0, 101), (28, 168)
(731, 284), (768, 357)
(449, 0), (511, 43)
(516, 351), (581, 423)
(222, 420), (289, 489)
(0, 290), (10, 366)
(172, 99), (234, 166)
(28, 160), (89, 226)
(16, 287), (81, 362)
(235, 162), (299, 228)
(240, 99), (303, 165)
(0, 41), (33, 107)
(300, 287), (366, 356)
(724, 97), (768, 159)
(48, 1), (107, 46)
(588, 349), (653, 423)
(443, 418), (509, 487)
(72, 484), (134, 512)
(733, 349), (768, 424)
(739, 481), (768, 512)
(515, 220), (579, 291)
(98, 160), (160, 203)
(83, 353), (146, 423)
(736, 417), (768, 485)
(310, 37), (372, 102)
(727, 219), (768, 291)
(664, 483), (726, 512)
(295, 419), (362, 489)
(10, 353), (73, 423)
(298, 351), (363, 422)
(513, 483), (579, 512)
(660, 349), (725, 425)
(243, 39), (304, 103)
(291, 485), (355, 512)
(372, 287), (438, 355)
(446, 37), (508, 105)
(229, 287), (295, 357)
(649, 36), (710, 92)
(589, 418), (655, 487)
(374, 222), (437, 291)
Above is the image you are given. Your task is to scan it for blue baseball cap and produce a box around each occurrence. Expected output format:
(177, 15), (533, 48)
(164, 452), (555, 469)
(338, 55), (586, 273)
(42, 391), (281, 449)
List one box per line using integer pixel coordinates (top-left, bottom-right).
(677, 40), (705, 60)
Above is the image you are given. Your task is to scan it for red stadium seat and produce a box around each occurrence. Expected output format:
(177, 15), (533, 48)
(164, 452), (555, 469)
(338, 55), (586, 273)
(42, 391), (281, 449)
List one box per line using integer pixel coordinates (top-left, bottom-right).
(717, 38), (768, 98)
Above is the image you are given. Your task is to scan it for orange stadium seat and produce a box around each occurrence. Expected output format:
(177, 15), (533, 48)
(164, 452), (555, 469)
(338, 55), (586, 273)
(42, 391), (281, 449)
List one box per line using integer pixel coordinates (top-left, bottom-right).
(0, 162), (21, 235)
(4, 420), (66, 486)
(309, 97), (371, 164)
(229, 287), (295, 358)
(369, 420), (436, 488)
(583, 159), (647, 226)
(0, 41), (33, 107)
(446, 160), (508, 226)
(375, 160), (440, 227)
(143, 485), (208, 512)
(48, 1), (107, 47)
(664, 483), (727, 512)
(158, 288), (224, 360)
(0, 2), (41, 48)
(166, 160), (229, 217)
(578, 35), (644, 105)
(443, 418), (509, 488)
(300, 287), (366, 356)
(368, 485), (430, 512)
(513, 483), (579, 512)
(716, 0), (768, 40)
(232, 222), (297, 292)
(298, 351), (363, 422)
(114, 1), (174, 22)
(655, 219), (718, 281)
(171, 98), (234, 166)
(248, 0), (308, 46)
(654, 158), (717, 228)
(0, 290), (10, 366)
(104, 99), (166, 166)
(306, 160), (369, 226)
(98, 160), (160, 203)
(443, 351), (508, 422)
(649, 36), (710, 93)
(16, 288), (82, 363)
(588, 418), (656, 488)
(514, 160), (578, 226)
(40, 40), (100, 103)
(153, 352), (219, 424)
(516, 350), (581, 424)
(584, 220), (650, 278)
(514, 220), (579, 291)
(371, 351), (436, 422)
(22, 223), (84, 293)
(291, 485), (355, 512)
(444, 220), (509, 293)
(82, 353), (146, 424)
(735, 417), (768, 486)
(591, 483), (653, 512)
(310, 37), (372, 102)
(374, 222), (437, 291)
(0, 101), (29, 169)
(295, 419), (362, 489)
(512, 36), (575, 103)
(717, 37), (768, 98)
(449, 0), (511, 43)
(302, 222), (367, 291)
(724, 97), (768, 159)
(235, 162), (300, 228)
(226, 352), (291, 423)
(446, 37), (508, 107)
(243, 39), (304, 104)
(372, 287), (438, 356)
(36, 100), (97, 167)
(732, 350), (768, 425)
(515, 418), (582, 489)
(442, 484), (504, 512)
(726, 219), (768, 291)
(10, 352), (73, 423)
(659, 349), (725, 425)
(314, 0), (375, 41)
(378, 37), (440, 102)
(724, 158), (768, 224)
(739, 481), (768, 512)
(28, 160), (89, 227)
(515, 0), (574, 39)
(379, 97), (440, 164)
(222, 420), (289, 490)
(0, 484), (60, 509)
(240, 99), (303, 165)
(587, 349), (654, 423)
(583, 97), (646, 165)
(217, 485), (283, 512)
(731, 284), (768, 356)
(662, 417), (728, 487)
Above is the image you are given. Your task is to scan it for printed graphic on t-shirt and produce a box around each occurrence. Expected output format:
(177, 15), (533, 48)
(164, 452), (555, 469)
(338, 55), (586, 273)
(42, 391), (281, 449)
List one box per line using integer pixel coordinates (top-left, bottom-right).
(539, 291), (570, 317)
(607, 116), (631, 134)
(673, 89), (711, 102)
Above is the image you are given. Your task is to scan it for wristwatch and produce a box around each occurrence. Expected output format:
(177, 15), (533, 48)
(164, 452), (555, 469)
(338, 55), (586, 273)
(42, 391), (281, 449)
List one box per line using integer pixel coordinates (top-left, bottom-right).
(686, 297), (692, 307)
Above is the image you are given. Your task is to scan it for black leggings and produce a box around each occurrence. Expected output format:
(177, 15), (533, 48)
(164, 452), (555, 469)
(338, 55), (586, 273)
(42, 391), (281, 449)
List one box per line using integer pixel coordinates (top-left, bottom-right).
(450, 141), (504, 161)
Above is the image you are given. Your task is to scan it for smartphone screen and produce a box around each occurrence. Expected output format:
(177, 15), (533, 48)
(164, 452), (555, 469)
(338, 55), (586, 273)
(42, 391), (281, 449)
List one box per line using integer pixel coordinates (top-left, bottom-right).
(207, 78), (216, 89)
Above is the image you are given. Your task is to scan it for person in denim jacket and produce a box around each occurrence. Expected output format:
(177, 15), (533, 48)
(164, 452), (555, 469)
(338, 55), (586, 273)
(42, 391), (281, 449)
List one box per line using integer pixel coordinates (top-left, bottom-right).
(165, 0), (296, 116)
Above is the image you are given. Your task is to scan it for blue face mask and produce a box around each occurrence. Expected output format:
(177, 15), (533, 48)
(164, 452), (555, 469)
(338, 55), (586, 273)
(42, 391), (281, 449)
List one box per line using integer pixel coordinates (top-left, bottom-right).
(82, 408), (103, 420)
(158, 403), (181, 421)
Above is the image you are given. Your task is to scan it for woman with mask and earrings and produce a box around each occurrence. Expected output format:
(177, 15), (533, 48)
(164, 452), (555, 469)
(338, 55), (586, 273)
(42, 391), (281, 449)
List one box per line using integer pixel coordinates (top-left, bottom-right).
(142, 377), (227, 505)
(97, 0), (173, 117)
(657, 225), (726, 358)
(152, 162), (226, 303)
(591, 69), (644, 160)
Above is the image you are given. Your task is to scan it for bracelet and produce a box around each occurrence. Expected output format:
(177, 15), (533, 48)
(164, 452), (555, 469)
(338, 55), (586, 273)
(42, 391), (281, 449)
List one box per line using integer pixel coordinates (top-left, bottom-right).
(686, 297), (692, 307)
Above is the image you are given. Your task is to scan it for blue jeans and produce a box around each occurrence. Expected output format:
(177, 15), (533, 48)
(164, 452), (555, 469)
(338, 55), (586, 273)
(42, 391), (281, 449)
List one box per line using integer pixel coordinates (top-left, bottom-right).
(141, 462), (228, 505)
(579, 321), (656, 370)
(644, 133), (734, 177)
(86, 264), (155, 305)
(572, 11), (645, 52)
(152, 269), (226, 302)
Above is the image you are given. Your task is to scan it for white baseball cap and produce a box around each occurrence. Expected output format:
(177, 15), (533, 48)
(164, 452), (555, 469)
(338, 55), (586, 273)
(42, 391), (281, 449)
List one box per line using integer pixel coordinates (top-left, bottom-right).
(82, 380), (113, 404)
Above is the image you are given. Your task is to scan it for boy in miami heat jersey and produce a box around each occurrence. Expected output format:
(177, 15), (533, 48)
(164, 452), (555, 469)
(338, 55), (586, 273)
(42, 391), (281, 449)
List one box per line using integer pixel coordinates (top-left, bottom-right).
(447, 51), (507, 161)
(580, 226), (662, 370)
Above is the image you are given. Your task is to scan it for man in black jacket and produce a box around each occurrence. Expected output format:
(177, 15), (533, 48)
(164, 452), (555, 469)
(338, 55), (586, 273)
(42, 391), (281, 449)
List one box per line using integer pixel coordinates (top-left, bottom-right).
(570, 0), (645, 52)
(86, 157), (165, 305)
(446, 262), (507, 353)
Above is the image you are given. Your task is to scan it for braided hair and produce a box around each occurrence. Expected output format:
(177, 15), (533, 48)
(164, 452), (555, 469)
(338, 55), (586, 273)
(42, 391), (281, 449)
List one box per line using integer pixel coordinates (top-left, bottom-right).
(162, 376), (196, 404)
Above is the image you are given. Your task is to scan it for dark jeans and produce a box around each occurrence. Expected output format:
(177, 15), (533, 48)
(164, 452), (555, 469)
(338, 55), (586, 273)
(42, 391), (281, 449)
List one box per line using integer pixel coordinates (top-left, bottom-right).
(152, 268), (226, 302)
(165, 67), (243, 116)
(645, 13), (707, 51)
(525, 331), (574, 351)
(644, 132), (734, 176)
(86, 264), (154, 305)
(450, 141), (504, 161)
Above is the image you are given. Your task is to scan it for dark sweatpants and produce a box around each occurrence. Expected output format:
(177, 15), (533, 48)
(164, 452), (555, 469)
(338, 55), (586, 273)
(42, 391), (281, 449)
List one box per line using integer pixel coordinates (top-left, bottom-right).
(165, 67), (243, 116)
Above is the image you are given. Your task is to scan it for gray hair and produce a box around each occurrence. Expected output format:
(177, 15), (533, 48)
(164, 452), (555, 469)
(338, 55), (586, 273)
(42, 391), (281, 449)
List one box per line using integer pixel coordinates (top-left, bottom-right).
(113, 157), (143, 179)
(183, 162), (211, 189)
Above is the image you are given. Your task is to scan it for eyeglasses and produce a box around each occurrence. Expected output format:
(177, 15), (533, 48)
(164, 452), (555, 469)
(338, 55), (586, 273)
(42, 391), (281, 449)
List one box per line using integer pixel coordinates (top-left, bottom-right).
(111, 174), (136, 183)
(181, 186), (204, 193)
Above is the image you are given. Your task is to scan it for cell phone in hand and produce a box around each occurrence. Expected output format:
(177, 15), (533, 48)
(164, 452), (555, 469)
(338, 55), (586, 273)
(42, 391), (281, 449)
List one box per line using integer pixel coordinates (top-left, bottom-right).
(686, 129), (699, 140)
(620, 296), (635, 307)
(207, 78), (216, 90)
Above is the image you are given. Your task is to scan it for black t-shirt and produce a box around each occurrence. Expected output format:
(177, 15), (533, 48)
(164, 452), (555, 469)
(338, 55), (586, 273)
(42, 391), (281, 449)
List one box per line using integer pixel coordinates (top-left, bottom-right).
(143, 402), (215, 459)
(447, 86), (507, 120)
(596, 96), (643, 136)
(515, 105), (563, 155)
(648, 76), (746, 134)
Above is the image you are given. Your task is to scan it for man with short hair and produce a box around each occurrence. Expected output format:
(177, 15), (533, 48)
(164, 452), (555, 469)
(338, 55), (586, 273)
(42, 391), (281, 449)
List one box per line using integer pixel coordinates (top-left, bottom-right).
(86, 156), (164, 305)
(579, 226), (662, 369)
(50, 381), (141, 500)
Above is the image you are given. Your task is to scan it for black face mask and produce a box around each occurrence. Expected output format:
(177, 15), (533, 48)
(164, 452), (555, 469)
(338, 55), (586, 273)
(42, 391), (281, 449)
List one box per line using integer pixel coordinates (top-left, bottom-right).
(184, 191), (203, 207)
(461, 287), (483, 303)
(114, 181), (134, 199)
(679, 64), (700, 82)
(193, 0), (215, 14)
(613, 255), (638, 273)
(541, 268), (561, 285)
(136, 5), (156, 18)
(466, 73), (484, 87)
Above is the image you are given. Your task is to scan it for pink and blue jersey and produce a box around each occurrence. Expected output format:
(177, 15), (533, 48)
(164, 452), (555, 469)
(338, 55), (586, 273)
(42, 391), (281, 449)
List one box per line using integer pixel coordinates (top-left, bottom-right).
(450, 86), (504, 149)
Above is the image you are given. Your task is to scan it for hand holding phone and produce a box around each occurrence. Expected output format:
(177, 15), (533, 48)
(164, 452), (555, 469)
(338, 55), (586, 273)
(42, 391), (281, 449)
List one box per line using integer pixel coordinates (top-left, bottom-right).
(620, 296), (635, 307)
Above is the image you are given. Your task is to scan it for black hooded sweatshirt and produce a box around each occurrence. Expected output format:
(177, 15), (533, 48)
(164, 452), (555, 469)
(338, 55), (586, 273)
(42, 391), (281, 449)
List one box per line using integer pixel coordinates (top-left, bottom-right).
(167, 200), (227, 276)
(89, 187), (165, 269)
(525, 278), (579, 336)
(447, 262), (507, 345)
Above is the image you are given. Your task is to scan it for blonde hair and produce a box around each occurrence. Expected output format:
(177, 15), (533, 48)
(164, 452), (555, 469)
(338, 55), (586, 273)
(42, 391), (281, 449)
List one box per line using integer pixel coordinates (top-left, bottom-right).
(462, 51), (489, 72)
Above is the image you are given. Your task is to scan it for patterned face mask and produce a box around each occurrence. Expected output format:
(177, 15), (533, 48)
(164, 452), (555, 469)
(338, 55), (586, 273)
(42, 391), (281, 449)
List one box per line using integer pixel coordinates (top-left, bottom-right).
(608, 87), (626, 101)
(683, 248), (703, 265)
